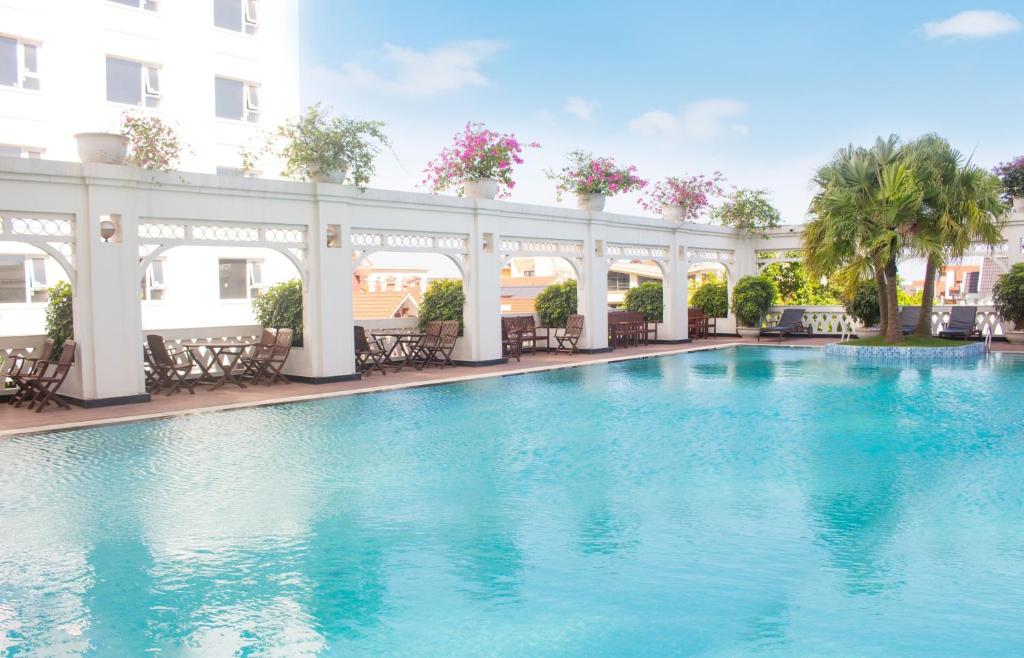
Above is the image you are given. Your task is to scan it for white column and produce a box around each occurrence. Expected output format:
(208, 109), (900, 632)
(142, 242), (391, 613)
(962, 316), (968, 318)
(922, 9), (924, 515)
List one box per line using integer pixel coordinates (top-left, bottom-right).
(304, 192), (356, 380)
(662, 236), (690, 342)
(578, 227), (609, 351)
(462, 207), (502, 363)
(72, 174), (146, 402)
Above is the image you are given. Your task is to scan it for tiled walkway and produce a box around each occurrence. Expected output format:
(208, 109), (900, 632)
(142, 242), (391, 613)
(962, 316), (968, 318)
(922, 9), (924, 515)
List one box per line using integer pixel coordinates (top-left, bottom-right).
(2, 336), (1021, 437)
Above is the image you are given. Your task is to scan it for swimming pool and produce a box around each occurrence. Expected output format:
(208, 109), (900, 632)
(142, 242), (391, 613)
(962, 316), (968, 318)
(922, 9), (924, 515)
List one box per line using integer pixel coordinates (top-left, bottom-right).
(2, 346), (1023, 655)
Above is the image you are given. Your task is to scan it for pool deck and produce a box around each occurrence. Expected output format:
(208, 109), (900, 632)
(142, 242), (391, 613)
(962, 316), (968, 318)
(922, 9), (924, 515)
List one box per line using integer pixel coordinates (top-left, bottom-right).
(3, 336), (1022, 437)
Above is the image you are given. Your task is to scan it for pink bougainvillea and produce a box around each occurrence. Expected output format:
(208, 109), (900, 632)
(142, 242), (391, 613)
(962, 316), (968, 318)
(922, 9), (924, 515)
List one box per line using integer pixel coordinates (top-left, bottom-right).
(545, 150), (647, 200)
(639, 172), (726, 220)
(422, 122), (539, 198)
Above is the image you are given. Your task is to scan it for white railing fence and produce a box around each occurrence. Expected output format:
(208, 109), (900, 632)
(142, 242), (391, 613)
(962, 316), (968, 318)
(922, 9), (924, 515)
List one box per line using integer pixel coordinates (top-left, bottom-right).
(766, 305), (1006, 337)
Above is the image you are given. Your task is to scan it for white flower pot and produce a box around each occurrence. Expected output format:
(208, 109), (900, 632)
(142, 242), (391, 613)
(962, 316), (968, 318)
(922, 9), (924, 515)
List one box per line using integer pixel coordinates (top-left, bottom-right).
(1013, 197), (1024, 213)
(74, 132), (128, 165)
(576, 192), (606, 212)
(307, 165), (347, 184)
(1006, 331), (1024, 344)
(856, 326), (881, 339)
(463, 178), (498, 200)
(661, 204), (684, 223)
(737, 326), (760, 339)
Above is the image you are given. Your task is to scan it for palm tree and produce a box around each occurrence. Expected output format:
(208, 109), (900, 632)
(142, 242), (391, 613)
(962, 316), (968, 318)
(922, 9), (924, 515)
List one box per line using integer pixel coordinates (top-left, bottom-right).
(901, 135), (1007, 336)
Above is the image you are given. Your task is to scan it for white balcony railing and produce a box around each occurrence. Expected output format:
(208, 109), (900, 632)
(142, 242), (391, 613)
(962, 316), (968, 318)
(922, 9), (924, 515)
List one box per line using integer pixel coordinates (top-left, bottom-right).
(766, 305), (1006, 337)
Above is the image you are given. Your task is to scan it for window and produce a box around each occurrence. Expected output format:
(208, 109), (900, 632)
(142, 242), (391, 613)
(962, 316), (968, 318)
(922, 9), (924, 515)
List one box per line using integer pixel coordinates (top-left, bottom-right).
(106, 57), (160, 107)
(215, 0), (259, 34)
(0, 256), (47, 303)
(108, 0), (159, 10)
(0, 36), (40, 90)
(218, 258), (264, 300)
(0, 144), (43, 159)
(608, 271), (631, 291)
(964, 271), (980, 295)
(141, 259), (165, 300)
(215, 77), (259, 121)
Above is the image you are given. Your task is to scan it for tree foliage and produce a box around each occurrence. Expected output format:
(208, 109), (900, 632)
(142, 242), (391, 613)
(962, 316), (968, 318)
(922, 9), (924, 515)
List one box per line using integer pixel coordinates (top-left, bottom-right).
(534, 279), (577, 327)
(845, 280), (881, 327)
(690, 278), (728, 318)
(623, 282), (663, 321)
(45, 280), (74, 352)
(711, 188), (781, 236)
(418, 279), (465, 332)
(252, 279), (304, 346)
(994, 263), (1024, 329)
(730, 276), (776, 327)
(760, 261), (840, 305)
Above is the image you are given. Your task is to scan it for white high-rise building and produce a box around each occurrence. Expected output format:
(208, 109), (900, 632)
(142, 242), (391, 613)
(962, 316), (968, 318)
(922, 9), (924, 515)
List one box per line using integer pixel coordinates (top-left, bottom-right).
(0, 0), (300, 172)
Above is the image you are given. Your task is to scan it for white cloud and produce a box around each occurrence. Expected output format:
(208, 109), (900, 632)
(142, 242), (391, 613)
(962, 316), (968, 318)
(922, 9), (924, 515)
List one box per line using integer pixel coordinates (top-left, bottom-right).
(320, 40), (506, 96)
(923, 10), (1021, 39)
(564, 96), (597, 120)
(627, 99), (748, 140)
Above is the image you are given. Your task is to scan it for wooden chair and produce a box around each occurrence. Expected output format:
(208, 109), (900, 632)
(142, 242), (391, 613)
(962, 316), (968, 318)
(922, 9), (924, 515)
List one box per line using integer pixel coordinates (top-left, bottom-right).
(239, 328), (277, 382)
(6, 339), (54, 405)
(419, 320), (459, 369)
(355, 325), (388, 376)
(146, 334), (196, 395)
(408, 321), (443, 369)
(503, 327), (522, 362)
(253, 328), (293, 385)
(17, 340), (77, 413)
(555, 315), (584, 354)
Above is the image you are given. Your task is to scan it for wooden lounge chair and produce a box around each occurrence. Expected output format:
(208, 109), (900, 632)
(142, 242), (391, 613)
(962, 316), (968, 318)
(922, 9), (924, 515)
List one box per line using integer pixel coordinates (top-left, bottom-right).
(6, 339), (54, 405)
(419, 320), (459, 369)
(899, 306), (923, 335)
(16, 340), (76, 413)
(253, 328), (293, 385)
(555, 314), (584, 354)
(758, 308), (809, 342)
(146, 334), (196, 395)
(239, 328), (277, 382)
(938, 306), (980, 340)
(354, 325), (388, 376)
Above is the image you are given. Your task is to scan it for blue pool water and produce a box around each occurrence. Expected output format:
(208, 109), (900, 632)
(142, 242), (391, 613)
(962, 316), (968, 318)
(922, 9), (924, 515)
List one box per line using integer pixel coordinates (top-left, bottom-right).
(2, 346), (1024, 656)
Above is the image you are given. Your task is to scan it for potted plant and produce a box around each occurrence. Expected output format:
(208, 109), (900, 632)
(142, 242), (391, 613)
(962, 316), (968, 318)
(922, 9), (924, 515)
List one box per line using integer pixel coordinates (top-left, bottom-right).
(845, 280), (881, 339)
(691, 277), (728, 320)
(993, 263), (1024, 343)
(710, 188), (782, 236)
(639, 173), (725, 223)
(730, 275), (776, 338)
(242, 103), (389, 184)
(423, 122), (539, 199)
(546, 150), (647, 211)
(120, 111), (185, 170)
(994, 156), (1024, 212)
(75, 129), (128, 165)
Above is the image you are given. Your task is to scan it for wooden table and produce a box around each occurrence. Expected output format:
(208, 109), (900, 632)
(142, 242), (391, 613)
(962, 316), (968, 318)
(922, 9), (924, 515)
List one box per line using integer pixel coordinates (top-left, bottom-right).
(372, 330), (426, 372)
(184, 341), (250, 390)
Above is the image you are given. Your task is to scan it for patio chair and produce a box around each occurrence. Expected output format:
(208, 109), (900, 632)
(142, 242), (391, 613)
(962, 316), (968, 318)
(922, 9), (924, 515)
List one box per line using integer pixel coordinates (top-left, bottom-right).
(899, 306), (922, 335)
(757, 308), (809, 342)
(407, 321), (443, 369)
(16, 340), (76, 413)
(6, 339), (53, 405)
(239, 328), (277, 382)
(253, 328), (293, 385)
(938, 306), (981, 340)
(555, 314), (584, 354)
(146, 334), (196, 395)
(354, 325), (388, 376)
(419, 320), (459, 369)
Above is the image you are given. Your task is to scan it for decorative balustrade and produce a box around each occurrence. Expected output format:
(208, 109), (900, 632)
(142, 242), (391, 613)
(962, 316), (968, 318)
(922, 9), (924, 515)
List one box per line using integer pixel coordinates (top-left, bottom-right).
(500, 237), (584, 258)
(351, 230), (468, 255)
(607, 243), (669, 260)
(687, 248), (734, 263)
(766, 305), (1006, 337)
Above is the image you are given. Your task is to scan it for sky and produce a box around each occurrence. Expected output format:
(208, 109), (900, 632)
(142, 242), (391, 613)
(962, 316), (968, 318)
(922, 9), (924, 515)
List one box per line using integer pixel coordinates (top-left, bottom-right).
(298, 1), (1024, 225)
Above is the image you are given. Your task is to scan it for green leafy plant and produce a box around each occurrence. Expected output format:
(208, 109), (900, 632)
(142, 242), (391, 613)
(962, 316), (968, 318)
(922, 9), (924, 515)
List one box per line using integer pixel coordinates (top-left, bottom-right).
(45, 280), (74, 352)
(534, 279), (577, 327)
(730, 275), (776, 327)
(121, 111), (185, 171)
(690, 278), (728, 318)
(844, 281), (881, 328)
(251, 279), (304, 346)
(711, 188), (781, 236)
(623, 281), (663, 322)
(760, 261), (840, 305)
(418, 279), (465, 332)
(993, 263), (1024, 329)
(993, 156), (1024, 202)
(243, 103), (389, 185)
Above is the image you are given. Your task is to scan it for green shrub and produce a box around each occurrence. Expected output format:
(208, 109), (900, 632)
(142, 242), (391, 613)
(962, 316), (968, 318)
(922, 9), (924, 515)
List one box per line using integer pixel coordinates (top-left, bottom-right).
(418, 279), (465, 332)
(535, 279), (577, 327)
(730, 275), (776, 327)
(623, 281), (663, 322)
(691, 279), (728, 318)
(44, 280), (74, 352)
(994, 262), (1024, 329)
(252, 279), (304, 346)
(845, 280), (881, 327)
